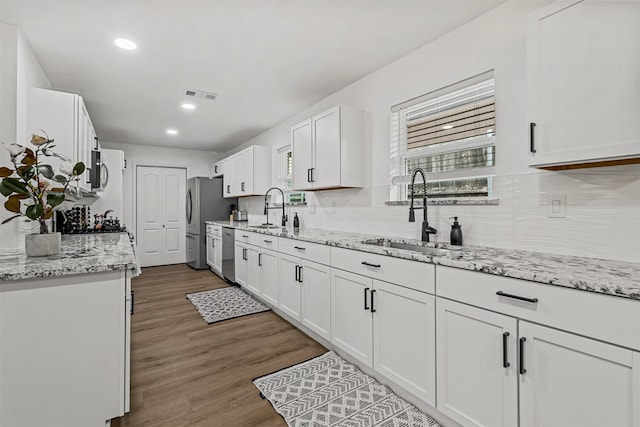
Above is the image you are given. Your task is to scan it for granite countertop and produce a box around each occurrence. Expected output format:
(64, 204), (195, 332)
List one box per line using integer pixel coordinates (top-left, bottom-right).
(211, 220), (640, 300)
(0, 233), (139, 281)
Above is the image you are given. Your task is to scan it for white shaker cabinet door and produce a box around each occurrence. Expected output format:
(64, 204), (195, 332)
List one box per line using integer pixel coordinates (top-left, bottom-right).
(519, 321), (640, 427)
(436, 298), (518, 427)
(245, 246), (261, 296)
(527, 0), (640, 167)
(278, 254), (301, 321)
(300, 260), (331, 341)
(260, 248), (279, 306)
(206, 235), (215, 268)
(311, 106), (341, 189)
(373, 280), (436, 406)
(291, 119), (313, 191)
(330, 268), (373, 368)
(234, 243), (248, 287)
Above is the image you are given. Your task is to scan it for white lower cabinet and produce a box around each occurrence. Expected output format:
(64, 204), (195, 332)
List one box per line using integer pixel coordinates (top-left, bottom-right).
(330, 269), (436, 406)
(279, 254), (302, 320)
(259, 248), (279, 306)
(234, 242), (248, 287)
(519, 322), (640, 427)
(437, 297), (640, 427)
(300, 260), (331, 340)
(246, 245), (261, 295)
(206, 234), (215, 268)
(436, 298), (518, 427)
(213, 236), (222, 274)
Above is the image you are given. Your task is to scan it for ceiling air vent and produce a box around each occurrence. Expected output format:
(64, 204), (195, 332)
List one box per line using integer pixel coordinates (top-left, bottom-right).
(184, 88), (217, 100)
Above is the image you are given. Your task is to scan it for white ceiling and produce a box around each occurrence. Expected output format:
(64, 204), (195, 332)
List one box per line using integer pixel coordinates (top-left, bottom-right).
(2, 0), (504, 152)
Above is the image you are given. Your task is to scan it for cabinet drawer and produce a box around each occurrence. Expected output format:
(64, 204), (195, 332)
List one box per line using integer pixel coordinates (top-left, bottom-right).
(436, 266), (640, 351)
(206, 224), (221, 236)
(234, 230), (261, 247)
(259, 236), (279, 251)
(331, 247), (435, 294)
(279, 237), (330, 265)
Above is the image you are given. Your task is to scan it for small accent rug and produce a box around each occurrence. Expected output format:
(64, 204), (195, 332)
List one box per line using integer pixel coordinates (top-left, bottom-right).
(186, 286), (270, 324)
(253, 351), (441, 427)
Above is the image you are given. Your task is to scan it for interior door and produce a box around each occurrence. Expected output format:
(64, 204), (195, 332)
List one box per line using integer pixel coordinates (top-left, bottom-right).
(136, 166), (186, 267)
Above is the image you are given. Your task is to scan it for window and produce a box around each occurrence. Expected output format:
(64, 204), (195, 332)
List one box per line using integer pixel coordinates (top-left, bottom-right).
(276, 145), (305, 203)
(390, 71), (496, 200)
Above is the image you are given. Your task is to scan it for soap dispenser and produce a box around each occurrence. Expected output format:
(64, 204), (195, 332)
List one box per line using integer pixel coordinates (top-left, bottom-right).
(449, 217), (463, 246)
(293, 212), (300, 233)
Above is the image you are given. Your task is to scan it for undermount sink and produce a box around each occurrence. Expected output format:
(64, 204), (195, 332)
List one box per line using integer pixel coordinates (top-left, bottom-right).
(361, 239), (450, 256)
(250, 224), (283, 230)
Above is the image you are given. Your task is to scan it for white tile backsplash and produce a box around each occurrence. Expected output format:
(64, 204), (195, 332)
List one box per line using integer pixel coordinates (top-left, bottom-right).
(240, 165), (640, 262)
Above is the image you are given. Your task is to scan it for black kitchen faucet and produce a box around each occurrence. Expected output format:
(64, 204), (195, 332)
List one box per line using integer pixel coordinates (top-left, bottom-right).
(408, 168), (437, 242)
(263, 187), (288, 227)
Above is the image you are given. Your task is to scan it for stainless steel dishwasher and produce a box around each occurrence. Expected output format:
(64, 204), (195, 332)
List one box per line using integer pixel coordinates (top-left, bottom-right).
(222, 227), (235, 283)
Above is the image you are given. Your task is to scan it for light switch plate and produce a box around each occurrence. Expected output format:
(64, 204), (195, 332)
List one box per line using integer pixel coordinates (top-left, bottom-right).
(548, 194), (567, 218)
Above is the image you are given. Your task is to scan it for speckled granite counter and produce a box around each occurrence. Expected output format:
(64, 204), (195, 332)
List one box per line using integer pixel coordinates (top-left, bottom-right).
(0, 233), (139, 281)
(208, 221), (640, 300)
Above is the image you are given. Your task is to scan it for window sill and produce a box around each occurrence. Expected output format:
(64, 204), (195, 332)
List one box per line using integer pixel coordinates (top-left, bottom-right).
(385, 198), (499, 206)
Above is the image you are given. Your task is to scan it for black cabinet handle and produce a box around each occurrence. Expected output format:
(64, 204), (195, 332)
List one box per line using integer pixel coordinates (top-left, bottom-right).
(496, 291), (538, 304)
(294, 246), (306, 251)
(362, 261), (381, 268)
(258, 253), (262, 267)
(519, 337), (527, 375)
(530, 122), (536, 153)
(243, 248), (247, 260)
(307, 168), (311, 183)
(130, 290), (134, 315)
(241, 182), (245, 192)
(298, 265), (303, 283)
(227, 184), (230, 193)
(212, 239), (215, 247)
(85, 167), (91, 184)
(310, 168), (315, 182)
(370, 289), (377, 313)
(295, 265), (299, 282)
(503, 332), (510, 368)
(242, 235), (249, 238)
(263, 240), (272, 243)
(364, 287), (370, 310)
(214, 165), (218, 174)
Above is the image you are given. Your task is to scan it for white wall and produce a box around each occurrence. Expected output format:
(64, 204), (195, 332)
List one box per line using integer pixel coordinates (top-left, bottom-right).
(226, 0), (640, 263)
(99, 141), (220, 233)
(0, 24), (52, 251)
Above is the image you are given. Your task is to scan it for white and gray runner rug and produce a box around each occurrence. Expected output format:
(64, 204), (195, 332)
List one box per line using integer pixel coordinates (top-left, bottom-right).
(253, 351), (441, 427)
(186, 286), (270, 324)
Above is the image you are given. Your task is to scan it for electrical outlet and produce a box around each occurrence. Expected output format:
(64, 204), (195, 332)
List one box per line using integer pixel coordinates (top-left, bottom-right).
(548, 194), (567, 218)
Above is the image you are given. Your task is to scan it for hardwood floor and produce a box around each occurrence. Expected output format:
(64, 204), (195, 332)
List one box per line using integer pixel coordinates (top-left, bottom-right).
(112, 264), (327, 427)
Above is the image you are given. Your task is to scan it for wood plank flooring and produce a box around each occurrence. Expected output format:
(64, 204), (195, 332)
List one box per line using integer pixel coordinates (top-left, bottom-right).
(111, 264), (326, 427)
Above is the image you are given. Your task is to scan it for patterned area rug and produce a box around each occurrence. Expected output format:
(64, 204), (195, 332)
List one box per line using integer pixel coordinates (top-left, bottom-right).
(186, 286), (270, 324)
(253, 351), (441, 427)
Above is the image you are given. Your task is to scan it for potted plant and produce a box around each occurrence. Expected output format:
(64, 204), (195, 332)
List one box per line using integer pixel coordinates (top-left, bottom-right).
(0, 133), (85, 256)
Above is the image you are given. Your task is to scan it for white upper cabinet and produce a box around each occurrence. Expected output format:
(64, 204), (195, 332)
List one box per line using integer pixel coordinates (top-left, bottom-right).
(291, 105), (364, 190)
(527, 0), (640, 169)
(222, 145), (271, 198)
(27, 88), (97, 193)
(212, 159), (224, 178)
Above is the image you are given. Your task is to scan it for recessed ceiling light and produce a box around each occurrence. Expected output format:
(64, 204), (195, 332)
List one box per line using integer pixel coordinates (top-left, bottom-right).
(181, 103), (196, 110)
(442, 125), (454, 130)
(166, 129), (178, 135)
(114, 38), (137, 50)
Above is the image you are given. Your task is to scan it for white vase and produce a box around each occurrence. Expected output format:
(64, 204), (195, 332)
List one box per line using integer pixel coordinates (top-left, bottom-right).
(25, 232), (61, 257)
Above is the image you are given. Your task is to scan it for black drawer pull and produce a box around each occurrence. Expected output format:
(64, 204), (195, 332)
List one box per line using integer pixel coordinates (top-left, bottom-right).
(361, 261), (381, 268)
(298, 265), (303, 283)
(530, 122), (536, 153)
(370, 289), (377, 313)
(263, 240), (273, 243)
(496, 291), (538, 304)
(519, 337), (527, 375)
(502, 332), (510, 368)
(294, 246), (306, 251)
(364, 287), (370, 310)
(130, 290), (135, 315)
(295, 265), (300, 282)
(258, 253), (262, 267)
(242, 235), (249, 238)
(307, 168), (312, 183)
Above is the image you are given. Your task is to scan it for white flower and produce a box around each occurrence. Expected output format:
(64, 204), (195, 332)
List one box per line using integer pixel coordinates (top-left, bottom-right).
(2, 142), (25, 160)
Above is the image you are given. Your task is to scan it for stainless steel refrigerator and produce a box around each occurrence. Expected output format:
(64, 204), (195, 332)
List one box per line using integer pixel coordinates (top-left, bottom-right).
(186, 177), (236, 269)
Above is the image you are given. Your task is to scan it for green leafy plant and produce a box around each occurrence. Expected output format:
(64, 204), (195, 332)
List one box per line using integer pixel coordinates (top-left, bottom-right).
(0, 132), (85, 233)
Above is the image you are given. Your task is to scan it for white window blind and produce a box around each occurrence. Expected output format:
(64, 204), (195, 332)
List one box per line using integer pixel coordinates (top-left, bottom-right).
(276, 145), (293, 191)
(390, 71), (496, 199)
